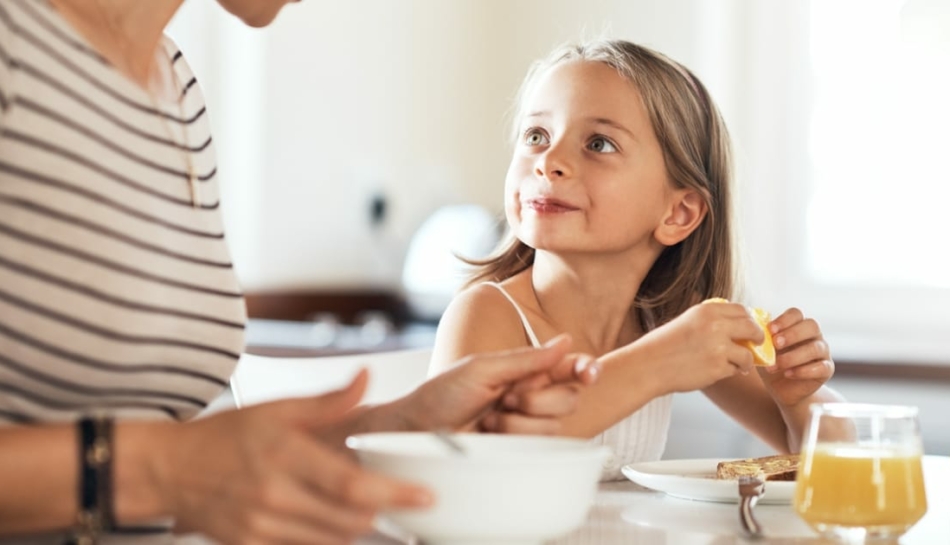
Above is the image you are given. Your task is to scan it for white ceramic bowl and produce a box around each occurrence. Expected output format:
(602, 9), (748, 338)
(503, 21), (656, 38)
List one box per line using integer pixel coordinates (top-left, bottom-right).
(346, 432), (609, 545)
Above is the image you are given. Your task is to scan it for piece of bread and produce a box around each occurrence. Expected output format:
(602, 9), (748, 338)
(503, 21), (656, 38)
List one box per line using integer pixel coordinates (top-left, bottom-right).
(716, 453), (799, 481)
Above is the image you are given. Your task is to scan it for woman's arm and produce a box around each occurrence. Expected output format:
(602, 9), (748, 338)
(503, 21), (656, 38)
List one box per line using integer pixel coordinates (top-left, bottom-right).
(0, 375), (432, 543)
(0, 421), (169, 536)
(321, 332), (600, 444)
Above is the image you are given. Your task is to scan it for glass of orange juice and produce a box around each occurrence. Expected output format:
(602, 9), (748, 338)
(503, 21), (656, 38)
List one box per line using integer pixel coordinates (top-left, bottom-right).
(794, 403), (927, 542)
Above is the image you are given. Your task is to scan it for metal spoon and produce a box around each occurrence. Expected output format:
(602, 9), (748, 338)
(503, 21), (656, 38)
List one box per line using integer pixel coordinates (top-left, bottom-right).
(738, 474), (765, 539)
(433, 429), (466, 456)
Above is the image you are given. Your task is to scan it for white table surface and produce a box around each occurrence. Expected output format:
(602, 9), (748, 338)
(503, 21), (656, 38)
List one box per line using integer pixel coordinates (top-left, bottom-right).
(357, 455), (950, 545)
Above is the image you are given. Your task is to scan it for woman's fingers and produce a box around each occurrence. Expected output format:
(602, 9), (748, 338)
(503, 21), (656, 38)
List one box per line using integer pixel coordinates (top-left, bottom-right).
(238, 430), (432, 544)
(249, 458), (378, 539)
(238, 500), (367, 545)
(176, 396), (435, 545)
(459, 334), (574, 389)
(299, 438), (433, 511)
(277, 370), (370, 431)
(548, 353), (601, 385)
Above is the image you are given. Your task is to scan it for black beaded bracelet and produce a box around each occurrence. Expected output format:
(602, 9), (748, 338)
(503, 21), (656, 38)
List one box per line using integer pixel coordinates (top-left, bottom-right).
(71, 415), (115, 545)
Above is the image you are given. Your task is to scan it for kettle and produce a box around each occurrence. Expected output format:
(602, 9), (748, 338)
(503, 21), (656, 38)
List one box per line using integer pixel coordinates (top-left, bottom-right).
(401, 205), (501, 322)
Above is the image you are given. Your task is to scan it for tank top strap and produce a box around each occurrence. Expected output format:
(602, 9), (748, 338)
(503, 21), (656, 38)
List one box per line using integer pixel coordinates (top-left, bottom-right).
(483, 282), (542, 348)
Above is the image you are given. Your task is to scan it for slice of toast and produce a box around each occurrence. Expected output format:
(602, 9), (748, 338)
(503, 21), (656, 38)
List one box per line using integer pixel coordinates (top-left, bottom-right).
(716, 453), (799, 481)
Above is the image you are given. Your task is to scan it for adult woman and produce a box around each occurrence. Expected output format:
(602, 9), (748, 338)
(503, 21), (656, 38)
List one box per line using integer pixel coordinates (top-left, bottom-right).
(0, 0), (599, 543)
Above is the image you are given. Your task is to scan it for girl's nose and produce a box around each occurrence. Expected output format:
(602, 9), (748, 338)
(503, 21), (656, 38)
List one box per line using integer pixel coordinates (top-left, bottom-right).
(535, 142), (573, 180)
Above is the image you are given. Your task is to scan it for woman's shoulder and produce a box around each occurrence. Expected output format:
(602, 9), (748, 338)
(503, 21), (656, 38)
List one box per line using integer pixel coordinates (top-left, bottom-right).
(0, 1), (22, 109)
(160, 34), (196, 79)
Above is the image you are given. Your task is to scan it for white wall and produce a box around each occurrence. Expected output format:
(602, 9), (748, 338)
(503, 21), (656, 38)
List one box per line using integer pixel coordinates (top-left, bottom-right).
(666, 376), (950, 460)
(170, 2), (950, 364)
(170, 0), (752, 292)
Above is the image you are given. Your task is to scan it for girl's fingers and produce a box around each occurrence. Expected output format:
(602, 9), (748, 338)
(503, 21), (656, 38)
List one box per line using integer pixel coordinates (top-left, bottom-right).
(768, 307), (805, 334)
(502, 384), (580, 416)
(782, 359), (835, 380)
(775, 339), (830, 372)
(727, 342), (756, 376)
(505, 373), (553, 395)
(725, 312), (765, 344)
(480, 411), (562, 435)
(773, 320), (823, 351)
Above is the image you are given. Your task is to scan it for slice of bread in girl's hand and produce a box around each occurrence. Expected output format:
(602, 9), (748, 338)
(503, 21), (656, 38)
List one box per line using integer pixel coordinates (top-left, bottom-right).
(716, 453), (800, 481)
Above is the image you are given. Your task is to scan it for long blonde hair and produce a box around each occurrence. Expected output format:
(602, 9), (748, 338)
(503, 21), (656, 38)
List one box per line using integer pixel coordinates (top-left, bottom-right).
(466, 39), (737, 331)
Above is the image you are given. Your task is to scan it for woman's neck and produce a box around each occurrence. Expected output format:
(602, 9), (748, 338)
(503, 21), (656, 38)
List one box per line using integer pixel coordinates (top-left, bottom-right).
(50, 0), (185, 89)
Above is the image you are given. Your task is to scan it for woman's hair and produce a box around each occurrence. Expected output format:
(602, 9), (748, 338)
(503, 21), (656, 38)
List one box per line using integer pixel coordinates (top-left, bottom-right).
(465, 39), (737, 331)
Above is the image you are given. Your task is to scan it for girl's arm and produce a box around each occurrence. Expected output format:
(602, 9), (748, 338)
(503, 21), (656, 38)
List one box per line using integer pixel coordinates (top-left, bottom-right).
(702, 373), (844, 452)
(430, 287), (761, 437)
(702, 307), (845, 452)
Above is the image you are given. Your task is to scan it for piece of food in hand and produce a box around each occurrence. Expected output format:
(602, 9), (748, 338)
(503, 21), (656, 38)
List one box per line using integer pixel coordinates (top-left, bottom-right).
(701, 297), (776, 367)
(716, 453), (800, 481)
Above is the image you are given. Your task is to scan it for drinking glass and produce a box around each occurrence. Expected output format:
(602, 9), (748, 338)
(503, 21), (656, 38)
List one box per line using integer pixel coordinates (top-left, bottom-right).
(794, 403), (927, 542)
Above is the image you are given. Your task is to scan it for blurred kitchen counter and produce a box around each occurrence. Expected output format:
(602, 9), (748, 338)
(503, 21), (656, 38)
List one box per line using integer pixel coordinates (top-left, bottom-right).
(243, 289), (435, 357)
(245, 318), (437, 357)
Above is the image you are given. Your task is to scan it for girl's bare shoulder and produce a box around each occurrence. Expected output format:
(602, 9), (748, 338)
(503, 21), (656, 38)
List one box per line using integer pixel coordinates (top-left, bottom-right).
(446, 280), (529, 325)
(430, 281), (534, 372)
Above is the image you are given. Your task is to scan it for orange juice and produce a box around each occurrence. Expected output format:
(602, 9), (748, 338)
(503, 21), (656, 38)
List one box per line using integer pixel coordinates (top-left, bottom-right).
(795, 445), (927, 531)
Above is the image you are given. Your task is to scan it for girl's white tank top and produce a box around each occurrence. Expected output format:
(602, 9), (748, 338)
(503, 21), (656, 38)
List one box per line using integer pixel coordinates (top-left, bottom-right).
(485, 282), (672, 480)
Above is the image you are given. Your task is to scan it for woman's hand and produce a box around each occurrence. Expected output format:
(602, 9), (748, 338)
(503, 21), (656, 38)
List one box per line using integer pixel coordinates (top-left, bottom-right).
(396, 334), (600, 435)
(758, 307), (835, 407)
(152, 371), (432, 545)
(638, 300), (764, 394)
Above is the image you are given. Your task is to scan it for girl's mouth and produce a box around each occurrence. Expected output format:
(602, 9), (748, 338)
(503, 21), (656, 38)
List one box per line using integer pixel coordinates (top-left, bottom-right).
(524, 198), (579, 213)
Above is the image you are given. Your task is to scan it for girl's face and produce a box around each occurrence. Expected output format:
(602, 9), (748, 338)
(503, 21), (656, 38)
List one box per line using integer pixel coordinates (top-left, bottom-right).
(505, 60), (676, 259)
(215, 0), (301, 28)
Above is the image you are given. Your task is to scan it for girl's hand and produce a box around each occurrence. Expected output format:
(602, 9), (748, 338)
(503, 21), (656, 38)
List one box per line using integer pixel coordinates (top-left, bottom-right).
(483, 348), (600, 434)
(640, 300), (764, 394)
(156, 372), (432, 545)
(759, 307), (835, 407)
(402, 335), (600, 435)
(635, 303), (764, 392)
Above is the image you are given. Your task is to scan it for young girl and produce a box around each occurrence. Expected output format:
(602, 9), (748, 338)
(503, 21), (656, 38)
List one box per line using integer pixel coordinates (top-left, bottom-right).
(428, 39), (845, 479)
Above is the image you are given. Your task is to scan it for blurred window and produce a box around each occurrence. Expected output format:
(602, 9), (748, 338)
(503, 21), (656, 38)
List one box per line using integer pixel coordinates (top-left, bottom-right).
(793, 0), (950, 362)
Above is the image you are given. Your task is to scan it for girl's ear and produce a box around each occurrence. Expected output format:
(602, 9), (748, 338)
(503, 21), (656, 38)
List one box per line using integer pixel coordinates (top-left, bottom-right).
(655, 190), (707, 246)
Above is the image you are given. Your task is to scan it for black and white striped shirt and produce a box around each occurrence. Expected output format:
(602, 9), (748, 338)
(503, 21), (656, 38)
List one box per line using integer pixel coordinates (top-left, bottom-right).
(0, 0), (246, 429)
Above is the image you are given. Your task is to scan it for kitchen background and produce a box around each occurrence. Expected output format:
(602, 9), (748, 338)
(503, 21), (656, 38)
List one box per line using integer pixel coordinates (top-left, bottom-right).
(170, 0), (950, 456)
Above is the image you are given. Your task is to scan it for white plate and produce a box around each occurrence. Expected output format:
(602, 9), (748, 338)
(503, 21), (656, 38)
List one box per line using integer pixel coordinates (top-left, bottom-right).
(621, 458), (795, 504)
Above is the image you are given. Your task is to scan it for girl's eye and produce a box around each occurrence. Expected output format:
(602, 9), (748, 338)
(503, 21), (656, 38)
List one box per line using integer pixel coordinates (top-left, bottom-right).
(524, 129), (549, 146)
(588, 137), (617, 153)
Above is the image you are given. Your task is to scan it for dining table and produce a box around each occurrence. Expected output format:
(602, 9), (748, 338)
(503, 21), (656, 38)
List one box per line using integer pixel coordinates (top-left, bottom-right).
(356, 455), (950, 545)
